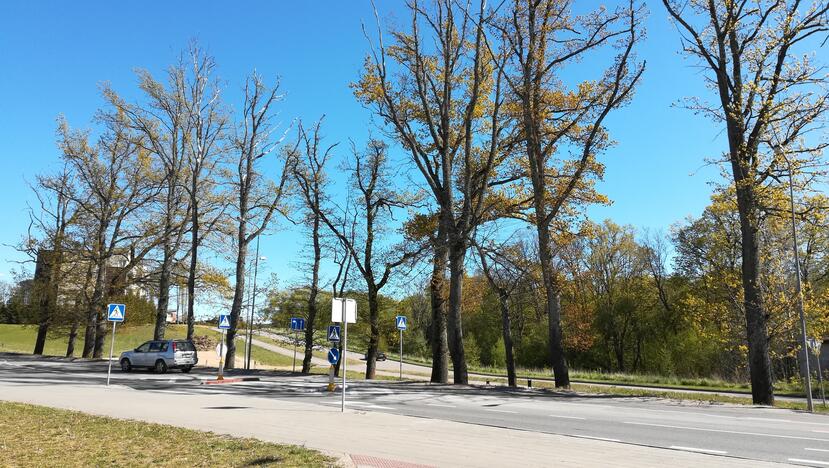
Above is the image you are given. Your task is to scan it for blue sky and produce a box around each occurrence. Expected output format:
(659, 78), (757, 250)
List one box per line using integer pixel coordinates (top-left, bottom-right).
(0, 1), (724, 292)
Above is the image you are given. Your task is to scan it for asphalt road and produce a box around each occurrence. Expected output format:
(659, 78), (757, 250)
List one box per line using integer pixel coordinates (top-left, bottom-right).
(2, 353), (829, 466)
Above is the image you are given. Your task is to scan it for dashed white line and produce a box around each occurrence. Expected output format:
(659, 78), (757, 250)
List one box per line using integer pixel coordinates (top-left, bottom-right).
(789, 458), (829, 466)
(485, 409), (517, 414)
(573, 434), (621, 442)
(426, 403), (456, 408)
(549, 415), (585, 420)
(806, 448), (829, 453)
(623, 421), (829, 442)
(670, 446), (727, 455)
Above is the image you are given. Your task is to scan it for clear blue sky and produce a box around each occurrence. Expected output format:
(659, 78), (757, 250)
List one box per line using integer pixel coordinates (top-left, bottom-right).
(0, 1), (724, 290)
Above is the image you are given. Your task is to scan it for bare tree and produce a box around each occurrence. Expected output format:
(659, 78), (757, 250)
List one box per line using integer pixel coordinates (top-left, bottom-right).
(288, 118), (336, 374)
(59, 115), (158, 358)
(357, 0), (510, 384)
(181, 44), (229, 340)
(662, 0), (829, 404)
(489, 0), (645, 387)
(224, 74), (291, 369)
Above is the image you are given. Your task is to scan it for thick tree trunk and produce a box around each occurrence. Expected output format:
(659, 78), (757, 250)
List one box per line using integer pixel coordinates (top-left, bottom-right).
(536, 221), (570, 387)
(82, 264), (106, 359)
(447, 236), (468, 385)
(365, 286), (380, 379)
(93, 312), (107, 358)
(154, 247), (173, 340)
(430, 230), (449, 384)
(736, 185), (774, 405)
(66, 320), (78, 358)
(302, 214), (322, 374)
(33, 250), (58, 355)
(187, 199), (199, 340)
(225, 237), (248, 370)
(498, 293), (517, 387)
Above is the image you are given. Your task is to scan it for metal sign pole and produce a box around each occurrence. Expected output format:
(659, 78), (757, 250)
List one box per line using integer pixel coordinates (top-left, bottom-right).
(218, 329), (225, 381)
(341, 299), (347, 413)
(399, 329), (403, 380)
(106, 321), (117, 386)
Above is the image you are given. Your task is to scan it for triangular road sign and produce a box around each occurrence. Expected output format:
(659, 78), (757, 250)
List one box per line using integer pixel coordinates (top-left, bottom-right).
(107, 304), (125, 321)
(219, 315), (231, 329)
(328, 326), (340, 341)
(110, 306), (124, 320)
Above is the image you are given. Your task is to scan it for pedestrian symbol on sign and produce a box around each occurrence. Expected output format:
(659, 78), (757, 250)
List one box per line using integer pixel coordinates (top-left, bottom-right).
(218, 314), (231, 329)
(395, 315), (407, 330)
(107, 304), (125, 322)
(328, 325), (341, 342)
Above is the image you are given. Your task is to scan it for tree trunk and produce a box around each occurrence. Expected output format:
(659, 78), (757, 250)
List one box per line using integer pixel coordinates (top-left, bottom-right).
(498, 293), (517, 387)
(737, 185), (774, 405)
(447, 236), (468, 385)
(365, 286), (380, 379)
(430, 229), (449, 384)
(66, 320), (78, 358)
(82, 263), (106, 359)
(537, 220), (570, 387)
(225, 237), (248, 370)
(302, 214), (322, 374)
(154, 247), (173, 340)
(187, 194), (199, 340)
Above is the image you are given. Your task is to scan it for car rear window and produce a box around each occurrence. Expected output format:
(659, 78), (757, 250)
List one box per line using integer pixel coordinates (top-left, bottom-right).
(175, 341), (195, 351)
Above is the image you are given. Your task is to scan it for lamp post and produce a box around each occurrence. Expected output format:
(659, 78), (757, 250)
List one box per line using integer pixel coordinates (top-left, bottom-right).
(784, 154), (813, 412)
(245, 236), (266, 370)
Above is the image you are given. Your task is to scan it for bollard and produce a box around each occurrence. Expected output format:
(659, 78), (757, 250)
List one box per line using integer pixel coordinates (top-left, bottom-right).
(527, 378), (532, 388)
(326, 365), (336, 392)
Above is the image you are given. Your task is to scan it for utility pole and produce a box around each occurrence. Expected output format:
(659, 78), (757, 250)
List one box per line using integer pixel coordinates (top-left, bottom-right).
(786, 155), (813, 412)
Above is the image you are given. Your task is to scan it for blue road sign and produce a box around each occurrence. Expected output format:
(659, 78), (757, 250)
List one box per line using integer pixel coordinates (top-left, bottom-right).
(327, 325), (341, 342)
(218, 314), (231, 329)
(328, 348), (340, 365)
(290, 317), (305, 331)
(395, 315), (407, 330)
(107, 304), (126, 322)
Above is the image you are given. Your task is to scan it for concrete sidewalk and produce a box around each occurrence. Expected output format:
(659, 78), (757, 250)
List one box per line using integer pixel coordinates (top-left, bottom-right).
(0, 381), (788, 467)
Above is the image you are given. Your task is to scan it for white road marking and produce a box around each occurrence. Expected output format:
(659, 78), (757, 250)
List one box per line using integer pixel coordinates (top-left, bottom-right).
(670, 445), (727, 455)
(485, 409), (517, 414)
(426, 403), (456, 408)
(805, 448), (829, 453)
(549, 415), (585, 420)
(744, 417), (791, 423)
(789, 459), (829, 466)
(573, 434), (621, 442)
(624, 421), (829, 442)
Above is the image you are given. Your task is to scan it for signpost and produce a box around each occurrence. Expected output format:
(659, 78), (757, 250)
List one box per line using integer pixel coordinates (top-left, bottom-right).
(106, 304), (125, 386)
(290, 317), (305, 373)
(217, 314), (231, 381)
(332, 298), (356, 412)
(396, 316), (407, 380)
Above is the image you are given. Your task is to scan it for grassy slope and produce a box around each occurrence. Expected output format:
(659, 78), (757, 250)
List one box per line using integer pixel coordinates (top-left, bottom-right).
(0, 401), (334, 467)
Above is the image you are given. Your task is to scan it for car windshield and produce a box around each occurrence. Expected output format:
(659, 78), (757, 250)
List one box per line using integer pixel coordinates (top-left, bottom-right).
(136, 342), (151, 352)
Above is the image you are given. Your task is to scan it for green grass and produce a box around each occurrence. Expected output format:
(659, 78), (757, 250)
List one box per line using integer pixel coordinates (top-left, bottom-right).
(0, 401), (334, 467)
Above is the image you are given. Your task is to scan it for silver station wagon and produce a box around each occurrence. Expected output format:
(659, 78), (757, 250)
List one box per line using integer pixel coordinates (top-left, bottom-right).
(119, 339), (198, 374)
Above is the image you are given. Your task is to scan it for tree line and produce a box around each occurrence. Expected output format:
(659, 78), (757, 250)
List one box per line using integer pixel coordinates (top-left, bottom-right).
(8, 1), (829, 405)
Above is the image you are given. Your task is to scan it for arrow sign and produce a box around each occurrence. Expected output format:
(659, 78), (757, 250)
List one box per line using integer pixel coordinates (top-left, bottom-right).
(218, 314), (231, 329)
(395, 315), (407, 330)
(290, 317), (305, 331)
(327, 325), (341, 342)
(107, 304), (125, 322)
(328, 348), (340, 365)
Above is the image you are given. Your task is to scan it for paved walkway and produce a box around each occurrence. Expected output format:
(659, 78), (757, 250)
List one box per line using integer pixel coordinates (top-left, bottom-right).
(0, 380), (790, 467)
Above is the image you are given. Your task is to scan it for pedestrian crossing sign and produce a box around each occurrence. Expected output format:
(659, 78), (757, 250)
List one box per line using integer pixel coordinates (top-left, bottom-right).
(107, 304), (125, 322)
(218, 314), (231, 329)
(396, 315), (407, 330)
(328, 325), (341, 342)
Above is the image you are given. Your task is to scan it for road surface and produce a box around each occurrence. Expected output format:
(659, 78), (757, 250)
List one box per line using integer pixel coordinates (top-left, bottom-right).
(1, 353), (827, 466)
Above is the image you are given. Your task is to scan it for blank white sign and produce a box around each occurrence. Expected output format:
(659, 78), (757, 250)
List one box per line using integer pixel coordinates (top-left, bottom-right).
(331, 298), (357, 323)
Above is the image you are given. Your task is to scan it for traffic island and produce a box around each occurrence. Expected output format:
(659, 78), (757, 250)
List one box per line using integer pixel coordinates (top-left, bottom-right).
(201, 377), (261, 385)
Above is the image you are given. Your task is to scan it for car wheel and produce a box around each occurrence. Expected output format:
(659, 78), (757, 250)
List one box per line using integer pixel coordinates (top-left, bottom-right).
(181, 366), (192, 373)
(120, 359), (132, 372)
(154, 359), (168, 374)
